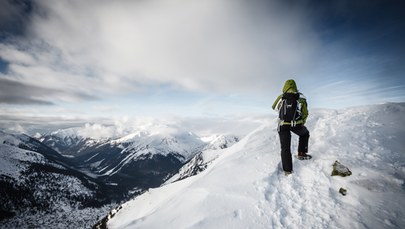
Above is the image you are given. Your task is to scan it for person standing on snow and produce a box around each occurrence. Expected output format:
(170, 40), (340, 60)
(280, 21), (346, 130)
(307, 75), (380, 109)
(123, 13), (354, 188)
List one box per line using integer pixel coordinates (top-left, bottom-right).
(272, 79), (310, 175)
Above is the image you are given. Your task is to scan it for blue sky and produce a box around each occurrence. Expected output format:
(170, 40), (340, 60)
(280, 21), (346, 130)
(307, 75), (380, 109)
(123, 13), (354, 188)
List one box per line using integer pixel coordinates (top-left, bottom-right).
(0, 0), (404, 131)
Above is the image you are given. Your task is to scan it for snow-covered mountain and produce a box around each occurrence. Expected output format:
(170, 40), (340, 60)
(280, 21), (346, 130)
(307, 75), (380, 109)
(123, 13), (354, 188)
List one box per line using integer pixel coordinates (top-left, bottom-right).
(1, 123), (241, 228)
(37, 127), (240, 199)
(201, 134), (239, 151)
(0, 131), (112, 228)
(100, 103), (405, 229)
(39, 128), (109, 157)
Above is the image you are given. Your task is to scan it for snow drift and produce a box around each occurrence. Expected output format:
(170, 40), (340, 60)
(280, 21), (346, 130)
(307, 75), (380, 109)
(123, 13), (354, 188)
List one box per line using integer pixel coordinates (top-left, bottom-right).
(104, 103), (405, 229)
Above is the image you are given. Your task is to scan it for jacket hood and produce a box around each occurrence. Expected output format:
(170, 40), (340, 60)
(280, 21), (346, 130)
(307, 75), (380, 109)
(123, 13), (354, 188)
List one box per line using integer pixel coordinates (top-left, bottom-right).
(282, 79), (298, 93)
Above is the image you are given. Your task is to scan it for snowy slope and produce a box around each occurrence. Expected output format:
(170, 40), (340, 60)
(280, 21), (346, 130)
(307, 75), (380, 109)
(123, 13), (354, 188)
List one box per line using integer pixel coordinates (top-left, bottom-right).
(0, 134), (49, 182)
(0, 131), (112, 228)
(105, 103), (405, 229)
(201, 134), (239, 150)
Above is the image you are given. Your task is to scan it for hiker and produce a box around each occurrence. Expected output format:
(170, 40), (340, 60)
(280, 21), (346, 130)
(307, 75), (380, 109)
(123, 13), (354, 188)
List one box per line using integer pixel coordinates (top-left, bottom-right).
(272, 79), (310, 174)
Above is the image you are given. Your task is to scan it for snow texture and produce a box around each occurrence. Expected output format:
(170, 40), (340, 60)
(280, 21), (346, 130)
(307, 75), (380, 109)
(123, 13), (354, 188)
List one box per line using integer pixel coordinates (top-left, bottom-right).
(0, 131), (109, 229)
(0, 132), (49, 182)
(107, 103), (405, 229)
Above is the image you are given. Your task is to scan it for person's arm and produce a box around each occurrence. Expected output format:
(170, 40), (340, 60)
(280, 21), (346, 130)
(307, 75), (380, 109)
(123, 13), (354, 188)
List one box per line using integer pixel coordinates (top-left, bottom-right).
(272, 94), (283, 110)
(300, 98), (308, 124)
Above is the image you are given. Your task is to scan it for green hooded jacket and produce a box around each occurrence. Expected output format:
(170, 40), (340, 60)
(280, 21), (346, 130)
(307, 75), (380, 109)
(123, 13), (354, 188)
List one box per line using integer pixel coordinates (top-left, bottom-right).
(272, 79), (308, 125)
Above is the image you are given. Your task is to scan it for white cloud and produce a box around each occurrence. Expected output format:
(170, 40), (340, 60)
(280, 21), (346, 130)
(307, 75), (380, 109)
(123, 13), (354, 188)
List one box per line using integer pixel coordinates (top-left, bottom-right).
(1, 0), (403, 117)
(7, 123), (26, 134)
(77, 123), (116, 139)
(2, 0), (319, 99)
(0, 44), (36, 65)
(81, 114), (268, 139)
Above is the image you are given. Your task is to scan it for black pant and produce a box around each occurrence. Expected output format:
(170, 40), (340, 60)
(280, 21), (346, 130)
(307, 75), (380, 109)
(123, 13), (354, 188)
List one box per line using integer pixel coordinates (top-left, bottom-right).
(278, 124), (310, 172)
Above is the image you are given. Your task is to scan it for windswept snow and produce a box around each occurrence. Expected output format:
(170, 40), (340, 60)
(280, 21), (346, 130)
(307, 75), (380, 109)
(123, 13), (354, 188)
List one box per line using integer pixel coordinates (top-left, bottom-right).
(107, 103), (405, 229)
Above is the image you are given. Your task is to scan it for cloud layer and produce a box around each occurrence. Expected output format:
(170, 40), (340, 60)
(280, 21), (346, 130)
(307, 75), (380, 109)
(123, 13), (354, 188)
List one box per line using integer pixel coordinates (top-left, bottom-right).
(0, 0), (319, 105)
(0, 0), (404, 125)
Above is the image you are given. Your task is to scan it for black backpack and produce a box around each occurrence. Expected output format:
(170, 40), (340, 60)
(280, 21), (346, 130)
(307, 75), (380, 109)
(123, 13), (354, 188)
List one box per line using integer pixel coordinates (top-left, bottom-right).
(279, 93), (301, 122)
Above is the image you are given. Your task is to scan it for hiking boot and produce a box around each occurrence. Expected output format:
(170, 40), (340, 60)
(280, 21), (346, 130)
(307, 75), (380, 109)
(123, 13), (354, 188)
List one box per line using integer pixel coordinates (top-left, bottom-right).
(284, 171), (293, 176)
(297, 152), (312, 160)
(298, 152), (309, 157)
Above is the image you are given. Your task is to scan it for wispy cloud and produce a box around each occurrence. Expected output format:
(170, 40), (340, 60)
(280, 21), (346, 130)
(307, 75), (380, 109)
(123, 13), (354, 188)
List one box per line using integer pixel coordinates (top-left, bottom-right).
(0, 76), (98, 105)
(0, 77), (56, 105)
(1, 0), (319, 100)
(0, 0), (404, 124)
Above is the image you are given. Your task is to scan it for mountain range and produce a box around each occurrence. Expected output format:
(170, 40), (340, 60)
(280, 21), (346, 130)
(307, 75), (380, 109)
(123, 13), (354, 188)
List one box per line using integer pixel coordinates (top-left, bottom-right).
(1, 103), (404, 228)
(0, 126), (239, 228)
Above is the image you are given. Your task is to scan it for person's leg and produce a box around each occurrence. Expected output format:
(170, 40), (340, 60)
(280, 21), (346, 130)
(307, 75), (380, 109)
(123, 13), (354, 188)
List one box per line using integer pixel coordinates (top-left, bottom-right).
(278, 126), (292, 172)
(292, 125), (310, 154)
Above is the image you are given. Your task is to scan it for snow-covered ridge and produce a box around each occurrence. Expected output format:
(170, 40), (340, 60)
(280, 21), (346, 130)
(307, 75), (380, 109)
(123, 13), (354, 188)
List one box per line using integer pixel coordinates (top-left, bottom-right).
(93, 131), (240, 178)
(109, 130), (206, 162)
(41, 124), (241, 164)
(0, 131), (111, 228)
(0, 131), (23, 146)
(0, 142), (45, 181)
(201, 134), (239, 150)
(104, 103), (405, 229)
